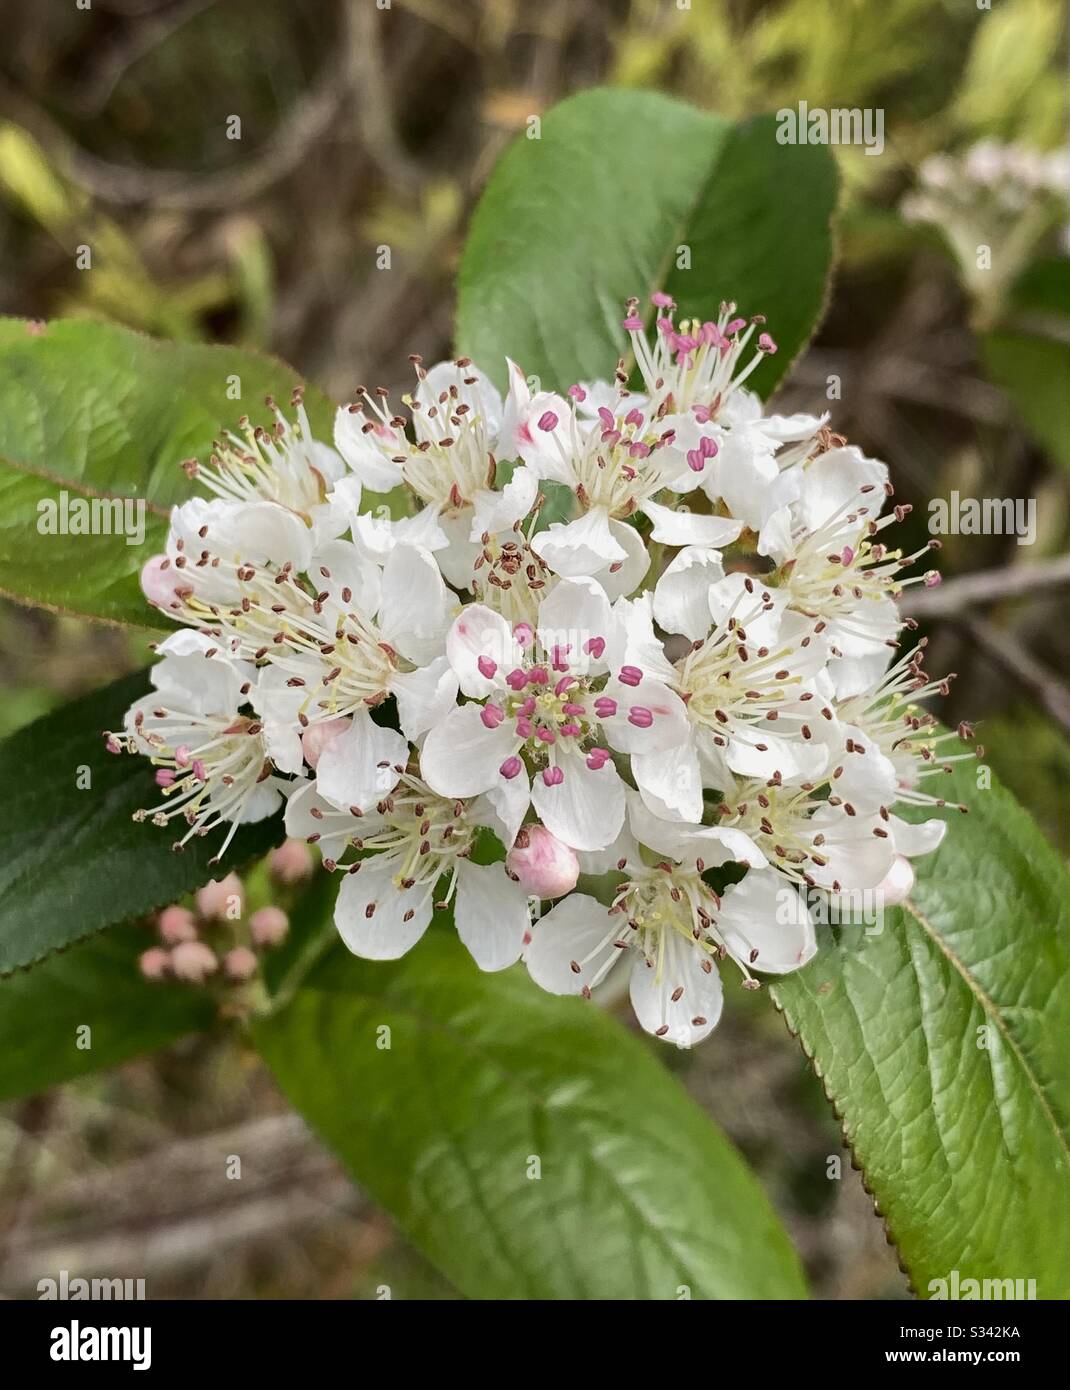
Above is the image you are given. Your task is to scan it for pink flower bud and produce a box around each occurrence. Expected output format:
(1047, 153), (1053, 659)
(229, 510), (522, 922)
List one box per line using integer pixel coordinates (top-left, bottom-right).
(140, 554), (184, 609)
(269, 839), (314, 884)
(506, 825), (579, 899)
(877, 854), (915, 907)
(170, 940), (219, 983)
(249, 905), (289, 948)
(195, 873), (243, 922)
(158, 905), (198, 944)
(223, 946), (259, 982)
(300, 717), (350, 769)
(139, 947), (171, 981)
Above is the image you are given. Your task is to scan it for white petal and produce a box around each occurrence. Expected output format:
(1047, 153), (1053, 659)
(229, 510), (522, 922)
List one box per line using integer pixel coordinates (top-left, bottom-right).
(434, 509), (483, 590)
(631, 740), (704, 823)
(719, 872), (817, 975)
(889, 814), (947, 858)
(470, 771), (531, 849)
(379, 543), (451, 664)
(653, 546), (725, 641)
(390, 655), (459, 743)
(453, 860), (530, 971)
(642, 498), (744, 548)
(627, 789), (767, 867)
(629, 935), (723, 1046)
(315, 711), (407, 812)
(599, 676), (690, 755)
(536, 575), (614, 677)
(530, 506), (625, 578)
(416, 360), (503, 439)
(524, 893), (622, 994)
(334, 858), (432, 959)
(314, 538), (382, 617)
(597, 519), (651, 601)
(419, 702), (519, 798)
(796, 445), (889, 536)
(530, 746), (626, 851)
(445, 603), (518, 696)
(333, 405), (405, 492)
(470, 464), (538, 536)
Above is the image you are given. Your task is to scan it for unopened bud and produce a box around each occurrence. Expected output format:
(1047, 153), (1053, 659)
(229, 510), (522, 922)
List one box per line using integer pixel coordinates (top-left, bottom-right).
(249, 905), (289, 948)
(158, 904), (197, 944)
(506, 824), (579, 899)
(170, 940), (219, 983)
(196, 873), (243, 921)
(877, 854), (915, 907)
(223, 946), (259, 982)
(140, 554), (184, 608)
(139, 947), (171, 981)
(269, 838), (314, 884)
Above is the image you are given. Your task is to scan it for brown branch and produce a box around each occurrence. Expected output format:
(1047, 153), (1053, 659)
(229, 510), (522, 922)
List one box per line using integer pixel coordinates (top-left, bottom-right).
(900, 555), (1070, 619)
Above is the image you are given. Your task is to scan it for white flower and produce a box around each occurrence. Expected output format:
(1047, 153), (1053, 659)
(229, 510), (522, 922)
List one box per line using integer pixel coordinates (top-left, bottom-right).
(418, 578), (690, 851)
(108, 632), (282, 858)
(285, 775), (531, 970)
(183, 392), (348, 546)
(649, 571), (830, 817)
(500, 358), (741, 591)
(524, 793), (815, 1046)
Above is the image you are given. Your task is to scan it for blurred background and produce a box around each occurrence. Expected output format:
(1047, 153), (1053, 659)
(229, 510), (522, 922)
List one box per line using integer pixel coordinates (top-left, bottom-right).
(0, 0), (1067, 1299)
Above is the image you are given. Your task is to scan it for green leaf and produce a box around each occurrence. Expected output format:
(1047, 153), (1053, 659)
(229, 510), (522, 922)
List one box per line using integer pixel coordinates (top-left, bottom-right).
(982, 258), (1070, 468)
(253, 933), (807, 1300)
(771, 758), (1070, 1297)
(0, 317), (334, 626)
(0, 669), (284, 976)
(456, 89), (837, 396)
(0, 924), (214, 1102)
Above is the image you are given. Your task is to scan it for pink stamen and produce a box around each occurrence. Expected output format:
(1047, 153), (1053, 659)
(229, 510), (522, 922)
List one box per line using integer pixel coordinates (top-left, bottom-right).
(155, 768), (176, 787)
(536, 726), (556, 744)
(500, 756), (523, 780)
(628, 706), (653, 728)
(560, 722), (582, 737)
(477, 655), (497, 679)
(542, 766), (564, 787)
(554, 675), (575, 695)
(619, 665), (643, 687)
(506, 667), (528, 691)
(516, 696), (536, 717)
(758, 333), (778, 354)
(175, 744), (191, 767)
(528, 666), (549, 686)
(586, 747), (611, 770)
(515, 717), (533, 738)
(192, 759), (208, 782)
(622, 315), (643, 331)
(562, 702), (586, 716)
(537, 410), (559, 432)
(568, 385), (587, 402)
(651, 291), (674, 308)
(584, 636), (606, 658)
(481, 704), (505, 729)
(593, 696), (617, 719)
(514, 622), (534, 646)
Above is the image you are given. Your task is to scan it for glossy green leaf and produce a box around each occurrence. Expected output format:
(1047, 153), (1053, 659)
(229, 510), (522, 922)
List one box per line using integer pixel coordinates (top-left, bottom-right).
(0, 317), (333, 625)
(0, 925), (214, 1102)
(254, 933), (808, 1300)
(0, 669), (284, 976)
(772, 757), (1070, 1297)
(456, 89), (837, 395)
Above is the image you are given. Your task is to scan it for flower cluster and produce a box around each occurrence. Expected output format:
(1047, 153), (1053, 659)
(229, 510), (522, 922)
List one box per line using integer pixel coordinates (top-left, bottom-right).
(138, 845), (310, 987)
(109, 294), (975, 1046)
